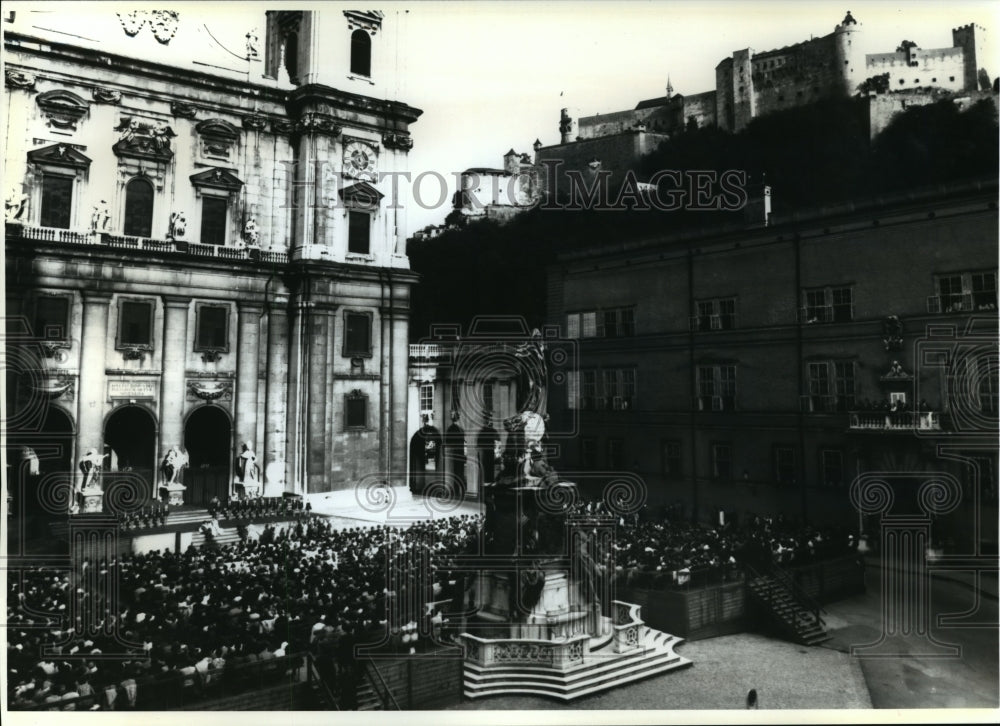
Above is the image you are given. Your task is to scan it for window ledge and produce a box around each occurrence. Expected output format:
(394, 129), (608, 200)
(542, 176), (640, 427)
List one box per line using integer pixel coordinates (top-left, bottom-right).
(346, 253), (376, 263)
(346, 74), (375, 86)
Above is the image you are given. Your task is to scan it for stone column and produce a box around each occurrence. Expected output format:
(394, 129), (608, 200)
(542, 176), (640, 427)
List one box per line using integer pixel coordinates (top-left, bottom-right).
(77, 291), (112, 457)
(235, 301), (263, 454)
(284, 297), (311, 494)
(159, 295), (190, 457)
(264, 295), (289, 494)
(305, 304), (332, 492)
(389, 312), (410, 486)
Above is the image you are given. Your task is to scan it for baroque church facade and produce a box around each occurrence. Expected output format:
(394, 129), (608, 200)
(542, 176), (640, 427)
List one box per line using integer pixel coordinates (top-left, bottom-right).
(4, 7), (422, 511)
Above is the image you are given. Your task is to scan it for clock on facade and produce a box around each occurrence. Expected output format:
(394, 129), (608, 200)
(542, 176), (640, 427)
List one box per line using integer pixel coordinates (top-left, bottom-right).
(343, 140), (377, 180)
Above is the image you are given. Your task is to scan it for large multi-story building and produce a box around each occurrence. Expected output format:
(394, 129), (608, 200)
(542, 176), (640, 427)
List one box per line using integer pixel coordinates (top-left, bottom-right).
(543, 180), (998, 552)
(4, 7), (422, 511)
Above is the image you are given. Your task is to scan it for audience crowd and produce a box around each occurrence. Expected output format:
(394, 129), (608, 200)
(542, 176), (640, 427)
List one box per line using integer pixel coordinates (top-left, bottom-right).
(7, 500), (860, 710)
(7, 514), (482, 710)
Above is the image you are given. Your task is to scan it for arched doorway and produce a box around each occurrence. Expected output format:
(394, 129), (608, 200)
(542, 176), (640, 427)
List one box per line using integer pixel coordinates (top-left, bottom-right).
(104, 405), (157, 506)
(15, 405), (74, 521)
(183, 405), (232, 506)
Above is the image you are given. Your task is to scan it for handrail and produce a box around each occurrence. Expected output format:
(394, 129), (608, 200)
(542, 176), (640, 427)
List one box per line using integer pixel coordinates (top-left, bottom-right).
(769, 562), (826, 626)
(363, 658), (401, 711)
(745, 562), (825, 629)
(305, 652), (340, 711)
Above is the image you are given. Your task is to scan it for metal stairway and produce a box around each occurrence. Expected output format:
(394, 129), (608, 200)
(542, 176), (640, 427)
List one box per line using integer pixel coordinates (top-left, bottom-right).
(746, 567), (830, 646)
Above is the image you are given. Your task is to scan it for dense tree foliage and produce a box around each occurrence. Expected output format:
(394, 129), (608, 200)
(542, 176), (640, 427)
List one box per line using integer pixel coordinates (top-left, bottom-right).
(407, 96), (998, 340)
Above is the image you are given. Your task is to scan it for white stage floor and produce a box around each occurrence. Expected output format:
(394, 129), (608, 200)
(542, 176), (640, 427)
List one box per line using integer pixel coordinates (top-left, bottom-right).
(305, 485), (483, 528)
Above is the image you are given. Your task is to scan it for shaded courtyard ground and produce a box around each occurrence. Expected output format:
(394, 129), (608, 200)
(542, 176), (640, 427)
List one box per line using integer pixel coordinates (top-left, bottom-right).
(446, 558), (998, 712)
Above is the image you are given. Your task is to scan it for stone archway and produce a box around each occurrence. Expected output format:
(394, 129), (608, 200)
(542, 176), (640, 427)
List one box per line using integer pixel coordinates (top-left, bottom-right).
(14, 405), (75, 520)
(183, 404), (232, 506)
(104, 404), (157, 505)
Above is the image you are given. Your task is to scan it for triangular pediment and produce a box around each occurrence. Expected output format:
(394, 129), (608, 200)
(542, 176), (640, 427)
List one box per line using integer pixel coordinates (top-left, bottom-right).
(27, 143), (92, 169)
(339, 181), (384, 207)
(190, 167), (244, 192)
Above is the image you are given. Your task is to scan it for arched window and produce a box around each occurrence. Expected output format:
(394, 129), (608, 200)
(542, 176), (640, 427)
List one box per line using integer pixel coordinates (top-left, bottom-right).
(350, 29), (371, 76)
(123, 178), (154, 237)
(284, 32), (298, 82)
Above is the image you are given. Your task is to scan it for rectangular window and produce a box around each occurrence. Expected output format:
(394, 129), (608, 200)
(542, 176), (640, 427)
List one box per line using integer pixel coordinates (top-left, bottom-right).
(807, 362), (832, 411)
(831, 287), (853, 322)
(343, 311), (372, 357)
(937, 274), (966, 312)
(718, 365), (736, 410)
(834, 361), (856, 411)
(711, 442), (732, 480)
(345, 394), (367, 428)
(40, 174), (73, 229)
(696, 301), (714, 332)
(697, 366), (715, 409)
(34, 296), (70, 341)
(195, 304), (229, 351)
(348, 211), (371, 255)
(717, 298), (736, 329)
(200, 196), (228, 246)
(821, 449), (844, 487)
(581, 437), (597, 469)
(601, 309), (617, 338)
(663, 440), (682, 479)
(419, 383), (434, 414)
(774, 446), (795, 485)
(607, 438), (625, 470)
(696, 298), (737, 331)
(620, 307), (635, 336)
(582, 370), (597, 410)
(804, 289), (830, 323)
(603, 369), (619, 410)
(566, 370), (580, 410)
(972, 272), (997, 311)
(566, 313), (580, 338)
(621, 369), (636, 410)
(581, 312), (597, 338)
(118, 300), (154, 348)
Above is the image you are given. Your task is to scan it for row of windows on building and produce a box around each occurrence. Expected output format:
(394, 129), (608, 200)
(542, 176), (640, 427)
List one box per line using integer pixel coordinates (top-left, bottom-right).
(33, 295), (374, 358)
(566, 360), (999, 414)
(579, 437), (847, 487)
(38, 174), (376, 255)
(564, 271), (997, 338)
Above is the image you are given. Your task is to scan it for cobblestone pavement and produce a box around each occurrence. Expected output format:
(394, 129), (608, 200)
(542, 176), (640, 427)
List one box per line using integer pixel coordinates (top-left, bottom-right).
(447, 631), (871, 710)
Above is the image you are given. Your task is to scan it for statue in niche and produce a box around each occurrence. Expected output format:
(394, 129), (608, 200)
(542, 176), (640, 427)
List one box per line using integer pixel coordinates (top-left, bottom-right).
(168, 211), (187, 240)
(243, 216), (260, 247)
(91, 200), (111, 232)
(5, 187), (28, 222)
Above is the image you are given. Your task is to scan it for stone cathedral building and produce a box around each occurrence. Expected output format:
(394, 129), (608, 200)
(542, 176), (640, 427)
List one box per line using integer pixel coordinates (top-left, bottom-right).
(4, 7), (422, 511)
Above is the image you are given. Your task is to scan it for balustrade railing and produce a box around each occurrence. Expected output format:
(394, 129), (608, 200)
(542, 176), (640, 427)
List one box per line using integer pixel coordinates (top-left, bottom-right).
(849, 410), (940, 431)
(6, 223), (288, 264)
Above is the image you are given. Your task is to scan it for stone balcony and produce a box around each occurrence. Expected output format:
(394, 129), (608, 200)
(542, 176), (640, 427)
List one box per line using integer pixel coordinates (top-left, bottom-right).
(848, 410), (942, 432)
(6, 222), (289, 265)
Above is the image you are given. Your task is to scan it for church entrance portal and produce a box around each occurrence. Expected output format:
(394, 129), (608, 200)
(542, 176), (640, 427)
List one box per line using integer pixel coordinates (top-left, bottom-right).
(183, 405), (232, 506)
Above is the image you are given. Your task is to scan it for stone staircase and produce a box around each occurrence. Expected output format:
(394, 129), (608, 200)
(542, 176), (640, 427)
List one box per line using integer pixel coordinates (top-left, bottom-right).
(462, 627), (691, 701)
(747, 574), (830, 646)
